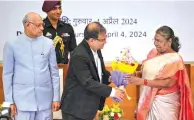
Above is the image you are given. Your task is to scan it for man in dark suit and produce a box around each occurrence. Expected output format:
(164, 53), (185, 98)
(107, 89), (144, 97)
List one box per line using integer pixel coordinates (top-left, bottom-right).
(60, 22), (124, 120)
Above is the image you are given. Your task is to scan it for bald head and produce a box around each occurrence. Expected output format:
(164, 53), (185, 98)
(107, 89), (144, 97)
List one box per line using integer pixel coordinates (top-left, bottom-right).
(22, 12), (42, 26)
(84, 22), (106, 40)
(87, 22), (100, 31)
(23, 12), (44, 38)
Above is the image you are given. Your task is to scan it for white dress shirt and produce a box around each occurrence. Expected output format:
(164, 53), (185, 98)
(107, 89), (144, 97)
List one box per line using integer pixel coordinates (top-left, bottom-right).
(90, 48), (115, 97)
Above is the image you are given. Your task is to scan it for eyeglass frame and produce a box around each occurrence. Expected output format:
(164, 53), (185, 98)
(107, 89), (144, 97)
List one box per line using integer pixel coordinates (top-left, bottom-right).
(152, 38), (167, 44)
(27, 21), (44, 28)
(94, 38), (106, 42)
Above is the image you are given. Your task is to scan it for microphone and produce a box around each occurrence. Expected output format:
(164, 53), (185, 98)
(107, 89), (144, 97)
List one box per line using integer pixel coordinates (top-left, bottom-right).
(0, 102), (11, 119)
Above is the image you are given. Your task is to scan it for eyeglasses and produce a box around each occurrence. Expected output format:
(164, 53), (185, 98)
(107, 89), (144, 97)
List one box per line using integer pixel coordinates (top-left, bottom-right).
(95, 38), (106, 42)
(28, 21), (44, 28)
(152, 38), (165, 44)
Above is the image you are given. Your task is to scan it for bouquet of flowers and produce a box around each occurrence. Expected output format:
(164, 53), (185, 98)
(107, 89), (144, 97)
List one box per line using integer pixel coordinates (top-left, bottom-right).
(99, 104), (123, 120)
(110, 47), (138, 102)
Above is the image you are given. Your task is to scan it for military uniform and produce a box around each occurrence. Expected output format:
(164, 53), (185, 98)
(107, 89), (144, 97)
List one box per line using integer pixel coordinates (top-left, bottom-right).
(43, 17), (77, 64)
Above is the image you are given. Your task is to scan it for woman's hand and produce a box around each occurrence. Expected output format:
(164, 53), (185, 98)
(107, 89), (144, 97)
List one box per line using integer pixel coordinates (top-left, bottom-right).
(124, 75), (177, 88)
(124, 75), (144, 85)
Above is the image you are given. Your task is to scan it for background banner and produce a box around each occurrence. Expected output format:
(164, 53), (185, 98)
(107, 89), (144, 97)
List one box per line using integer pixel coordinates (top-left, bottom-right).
(0, 0), (193, 62)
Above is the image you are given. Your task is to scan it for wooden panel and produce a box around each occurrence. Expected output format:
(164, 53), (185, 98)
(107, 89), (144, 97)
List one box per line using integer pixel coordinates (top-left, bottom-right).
(0, 63), (194, 120)
(185, 64), (191, 83)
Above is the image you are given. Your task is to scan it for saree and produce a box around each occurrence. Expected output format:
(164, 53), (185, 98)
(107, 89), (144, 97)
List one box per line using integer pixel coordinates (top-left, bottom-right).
(136, 49), (194, 120)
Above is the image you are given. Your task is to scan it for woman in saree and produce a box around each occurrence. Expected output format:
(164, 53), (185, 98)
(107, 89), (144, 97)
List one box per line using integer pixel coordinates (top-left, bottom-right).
(125, 26), (194, 120)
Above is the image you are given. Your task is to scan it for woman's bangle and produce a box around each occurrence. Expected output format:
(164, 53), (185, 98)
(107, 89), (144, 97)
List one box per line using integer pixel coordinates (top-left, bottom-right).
(144, 79), (148, 85)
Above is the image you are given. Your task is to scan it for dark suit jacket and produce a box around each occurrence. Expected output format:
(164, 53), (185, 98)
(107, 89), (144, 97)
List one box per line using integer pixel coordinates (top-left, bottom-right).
(61, 40), (112, 120)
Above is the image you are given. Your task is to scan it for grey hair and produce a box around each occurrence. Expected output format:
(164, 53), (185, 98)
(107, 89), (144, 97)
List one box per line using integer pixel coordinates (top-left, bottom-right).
(22, 14), (30, 26)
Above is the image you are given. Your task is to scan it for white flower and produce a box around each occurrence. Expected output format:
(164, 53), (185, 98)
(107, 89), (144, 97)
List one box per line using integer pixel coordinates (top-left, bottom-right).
(118, 113), (122, 117)
(117, 47), (135, 64)
(110, 112), (114, 116)
(103, 115), (109, 120)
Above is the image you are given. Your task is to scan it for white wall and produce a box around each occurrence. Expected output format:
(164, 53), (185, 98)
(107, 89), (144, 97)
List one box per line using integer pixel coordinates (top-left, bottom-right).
(0, 0), (194, 62)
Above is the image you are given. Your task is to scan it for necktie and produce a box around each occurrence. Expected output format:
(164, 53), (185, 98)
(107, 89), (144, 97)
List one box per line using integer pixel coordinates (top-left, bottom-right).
(94, 53), (102, 83)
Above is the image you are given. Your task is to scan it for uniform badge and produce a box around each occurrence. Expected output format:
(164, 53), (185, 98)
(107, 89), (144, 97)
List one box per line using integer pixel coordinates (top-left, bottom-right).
(61, 33), (70, 37)
(45, 32), (52, 38)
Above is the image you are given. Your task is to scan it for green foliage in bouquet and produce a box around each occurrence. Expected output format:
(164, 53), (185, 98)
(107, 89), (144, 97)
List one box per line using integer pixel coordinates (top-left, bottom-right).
(99, 104), (123, 120)
(0, 104), (2, 111)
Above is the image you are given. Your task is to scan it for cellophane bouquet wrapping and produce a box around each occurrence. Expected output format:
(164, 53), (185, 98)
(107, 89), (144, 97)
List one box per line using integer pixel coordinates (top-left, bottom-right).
(110, 47), (138, 102)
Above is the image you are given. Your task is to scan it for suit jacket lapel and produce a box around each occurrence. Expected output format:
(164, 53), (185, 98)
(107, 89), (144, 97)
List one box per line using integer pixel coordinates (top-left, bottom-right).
(82, 40), (100, 81)
(97, 50), (104, 76)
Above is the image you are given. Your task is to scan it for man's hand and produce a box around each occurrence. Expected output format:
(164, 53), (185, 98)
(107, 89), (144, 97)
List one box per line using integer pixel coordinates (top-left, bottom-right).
(52, 101), (60, 112)
(113, 88), (125, 101)
(93, 110), (102, 120)
(108, 76), (112, 83)
(10, 104), (17, 117)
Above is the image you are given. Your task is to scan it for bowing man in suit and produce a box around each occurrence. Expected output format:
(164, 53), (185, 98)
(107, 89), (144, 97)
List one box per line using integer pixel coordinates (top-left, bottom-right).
(60, 22), (124, 120)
